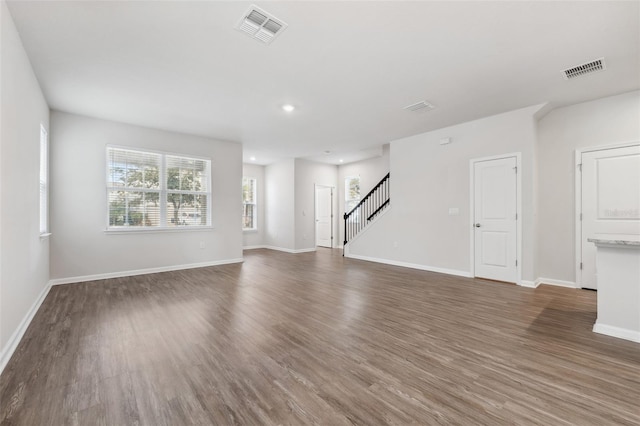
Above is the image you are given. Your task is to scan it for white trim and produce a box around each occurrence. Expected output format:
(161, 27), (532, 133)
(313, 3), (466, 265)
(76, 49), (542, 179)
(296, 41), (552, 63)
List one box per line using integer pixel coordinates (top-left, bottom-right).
(314, 184), (335, 249)
(593, 322), (640, 343)
(243, 245), (267, 250)
(242, 176), (258, 231)
(469, 153), (522, 285)
(49, 258), (244, 286)
(39, 124), (49, 234)
(574, 149), (583, 288)
(263, 246), (317, 254)
(0, 282), (52, 375)
(521, 277), (578, 289)
(574, 141), (640, 289)
(344, 253), (472, 278)
(537, 277), (577, 289)
(243, 246), (318, 254)
(105, 226), (215, 234)
(520, 280), (540, 288)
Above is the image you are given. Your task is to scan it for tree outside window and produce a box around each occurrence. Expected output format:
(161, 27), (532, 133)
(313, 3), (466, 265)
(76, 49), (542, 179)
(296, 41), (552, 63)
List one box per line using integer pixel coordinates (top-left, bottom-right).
(242, 177), (257, 230)
(345, 176), (361, 220)
(107, 147), (210, 229)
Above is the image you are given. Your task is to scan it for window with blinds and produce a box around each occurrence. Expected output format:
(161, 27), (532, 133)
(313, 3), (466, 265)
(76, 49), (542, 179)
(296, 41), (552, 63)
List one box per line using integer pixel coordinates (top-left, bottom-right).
(242, 177), (257, 230)
(106, 146), (211, 229)
(39, 125), (48, 235)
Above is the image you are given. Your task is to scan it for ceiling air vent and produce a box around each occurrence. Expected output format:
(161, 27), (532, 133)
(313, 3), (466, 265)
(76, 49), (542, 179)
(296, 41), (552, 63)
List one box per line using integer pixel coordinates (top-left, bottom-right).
(562, 58), (606, 80)
(403, 101), (435, 112)
(236, 5), (287, 44)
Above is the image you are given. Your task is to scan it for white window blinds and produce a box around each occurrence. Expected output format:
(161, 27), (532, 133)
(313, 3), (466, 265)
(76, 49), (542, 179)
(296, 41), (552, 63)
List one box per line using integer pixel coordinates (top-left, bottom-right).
(242, 177), (257, 230)
(39, 125), (48, 234)
(107, 146), (211, 229)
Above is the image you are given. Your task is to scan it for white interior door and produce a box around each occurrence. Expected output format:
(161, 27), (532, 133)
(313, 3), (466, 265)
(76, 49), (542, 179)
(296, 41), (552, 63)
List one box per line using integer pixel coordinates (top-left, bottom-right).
(315, 186), (333, 248)
(581, 145), (640, 290)
(473, 157), (518, 283)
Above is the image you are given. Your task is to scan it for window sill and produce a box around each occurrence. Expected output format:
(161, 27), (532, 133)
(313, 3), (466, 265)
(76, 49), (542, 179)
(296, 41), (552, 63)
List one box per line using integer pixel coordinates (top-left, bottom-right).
(243, 229), (259, 233)
(105, 226), (215, 235)
(39, 233), (52, 240)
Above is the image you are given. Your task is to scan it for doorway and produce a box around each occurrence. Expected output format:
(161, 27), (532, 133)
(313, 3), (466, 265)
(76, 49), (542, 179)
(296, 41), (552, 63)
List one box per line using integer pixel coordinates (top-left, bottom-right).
(577, 144), (640, 289)
(315, 185), (333, 248)
(471, 154), (520, 284)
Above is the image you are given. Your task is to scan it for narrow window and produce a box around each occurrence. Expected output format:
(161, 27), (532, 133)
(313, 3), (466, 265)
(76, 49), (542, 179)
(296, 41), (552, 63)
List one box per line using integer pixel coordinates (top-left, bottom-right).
(166, 155), (210, 227)
(344, 176), (361, 220)
(39, 125), (48, 235)
(242, 177), (257, 230)
(106, 146), (211, 229)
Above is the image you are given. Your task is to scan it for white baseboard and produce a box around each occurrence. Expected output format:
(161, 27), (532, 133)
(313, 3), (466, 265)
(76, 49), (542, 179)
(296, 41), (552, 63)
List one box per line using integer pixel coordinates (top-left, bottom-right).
(263, 246), (317, 254)
(537, 277), (577, 289)
(49, 258), (244, 286)
(520, 280), (540, 288)
(0, 281), (52, 375)
(294, 248), (318, 253)
(344, 253), (472, 278)
(516, 278), (577, 289)
(593, 322), (640, 343)
(244, 245), (319, 253)
(342, 252), (578, 290)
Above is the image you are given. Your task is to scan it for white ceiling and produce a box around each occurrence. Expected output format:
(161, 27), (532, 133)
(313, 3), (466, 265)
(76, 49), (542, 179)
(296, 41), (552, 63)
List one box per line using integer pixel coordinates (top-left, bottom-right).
(7, 1), (640, 165)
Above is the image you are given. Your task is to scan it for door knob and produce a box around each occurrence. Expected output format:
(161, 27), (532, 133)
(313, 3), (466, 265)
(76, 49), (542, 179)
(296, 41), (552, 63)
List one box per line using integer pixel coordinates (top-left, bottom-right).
(474, 223), (481, 227)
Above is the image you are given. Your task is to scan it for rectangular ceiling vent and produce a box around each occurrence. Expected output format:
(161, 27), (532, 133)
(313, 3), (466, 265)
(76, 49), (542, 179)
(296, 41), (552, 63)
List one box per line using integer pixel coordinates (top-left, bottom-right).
(562, 58), (606, 80)
(237, 5), (287, 44)
(403, 101), (435, 112)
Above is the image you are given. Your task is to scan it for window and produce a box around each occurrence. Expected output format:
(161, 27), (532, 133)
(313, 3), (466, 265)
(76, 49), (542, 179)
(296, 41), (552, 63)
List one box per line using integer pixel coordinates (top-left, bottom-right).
(106, 146), (211, 229)
(344, 175), (361, 214)
(39, 125), (49, 235)
(242, 177), (257, 230)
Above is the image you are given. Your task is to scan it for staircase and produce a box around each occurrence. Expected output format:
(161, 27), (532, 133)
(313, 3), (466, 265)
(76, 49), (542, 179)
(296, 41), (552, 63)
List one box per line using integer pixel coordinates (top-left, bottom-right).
(343, 172), (390, 246)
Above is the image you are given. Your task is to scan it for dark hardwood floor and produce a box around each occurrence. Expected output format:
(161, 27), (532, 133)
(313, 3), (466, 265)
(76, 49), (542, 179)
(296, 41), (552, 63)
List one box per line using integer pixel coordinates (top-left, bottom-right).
(1, 248), (639, 425)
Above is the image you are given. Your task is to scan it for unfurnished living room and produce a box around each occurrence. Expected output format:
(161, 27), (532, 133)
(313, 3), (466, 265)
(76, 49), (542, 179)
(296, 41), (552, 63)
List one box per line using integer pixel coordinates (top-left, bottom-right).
(1, 1), (640, 425)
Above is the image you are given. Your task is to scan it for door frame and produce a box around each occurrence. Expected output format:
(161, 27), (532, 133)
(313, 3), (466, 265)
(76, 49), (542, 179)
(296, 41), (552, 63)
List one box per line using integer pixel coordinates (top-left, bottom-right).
(469, 152), (522, 285)
(314, 184), (334, 248)
(574, 141), (640, 289)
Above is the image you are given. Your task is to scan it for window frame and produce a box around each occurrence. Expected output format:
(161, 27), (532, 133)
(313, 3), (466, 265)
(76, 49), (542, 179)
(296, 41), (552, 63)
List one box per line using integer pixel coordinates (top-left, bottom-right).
(344, 175), (361, 219)
(242, 176), (257, 231)
(105, 145), (213, 232)
(39, 124), (50, 237)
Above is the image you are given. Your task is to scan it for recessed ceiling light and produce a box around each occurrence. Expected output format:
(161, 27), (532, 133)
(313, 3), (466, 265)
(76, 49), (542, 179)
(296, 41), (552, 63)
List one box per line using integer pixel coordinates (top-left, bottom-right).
(282, 104), (295, 112)
(339, 159), (344, 163)
(250, 156), (256, 161)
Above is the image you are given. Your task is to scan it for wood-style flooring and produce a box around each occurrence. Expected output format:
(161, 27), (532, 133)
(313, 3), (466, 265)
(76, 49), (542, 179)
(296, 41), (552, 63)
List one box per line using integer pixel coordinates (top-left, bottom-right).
(1, 248), (639, 425)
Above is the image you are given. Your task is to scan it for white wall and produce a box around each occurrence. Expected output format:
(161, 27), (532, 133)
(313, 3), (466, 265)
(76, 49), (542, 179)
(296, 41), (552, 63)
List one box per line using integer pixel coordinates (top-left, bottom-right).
(337, 145), (390, 247)
(294, 159), (338, 251)
(49, 112), (243, 281)
(242, 163), (265, 248)
(0, 0), (50, 366)
(264, 159), (295, 250)
(537, 90), (640, 283)
(348, 105), (542, 281)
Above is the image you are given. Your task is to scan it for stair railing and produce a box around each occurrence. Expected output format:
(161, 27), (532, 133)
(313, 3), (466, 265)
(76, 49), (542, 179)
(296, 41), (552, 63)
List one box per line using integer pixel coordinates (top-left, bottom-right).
(343, 172), (390, 246)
